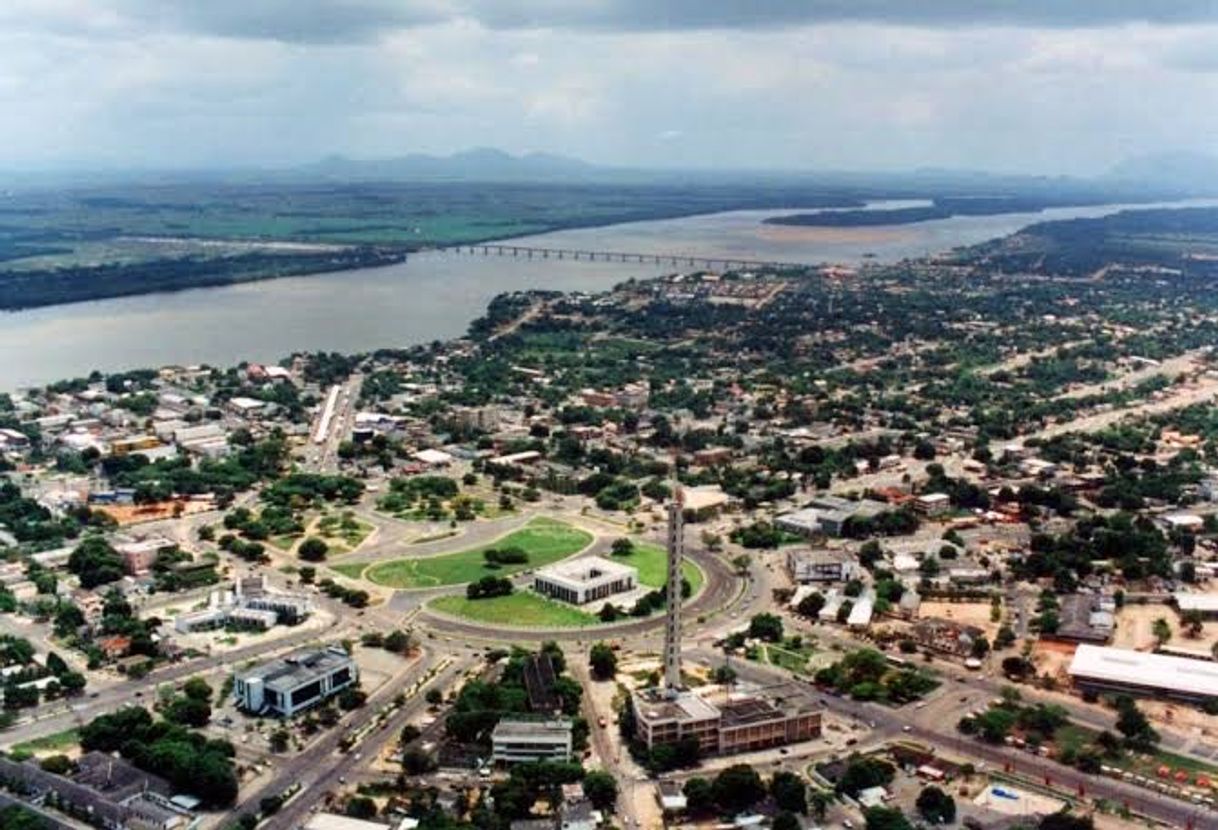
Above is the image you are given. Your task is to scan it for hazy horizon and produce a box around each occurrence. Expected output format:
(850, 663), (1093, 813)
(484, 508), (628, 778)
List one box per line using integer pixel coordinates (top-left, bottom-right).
(4, 2), (1218, 177)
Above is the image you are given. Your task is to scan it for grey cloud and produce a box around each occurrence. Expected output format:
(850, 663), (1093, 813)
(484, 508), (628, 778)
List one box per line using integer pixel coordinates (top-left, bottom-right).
(110, 0), (447, 43)
(474, 1), (1218, 32)
(109, 1), (1218, 44)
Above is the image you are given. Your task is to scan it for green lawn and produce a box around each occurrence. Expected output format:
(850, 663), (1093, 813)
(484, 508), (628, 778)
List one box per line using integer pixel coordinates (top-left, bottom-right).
(430, 592), (597, 628)
(365, 518), (592, 588)
(764, 643), (816, 675)
(1050, 723), (1218, 782)
(12, 728), (80, 755)
(269, 534), (300, 551)
(317, 514), (373, 551)
(329, 562), (367, 580)
(623, 543), (704, 595)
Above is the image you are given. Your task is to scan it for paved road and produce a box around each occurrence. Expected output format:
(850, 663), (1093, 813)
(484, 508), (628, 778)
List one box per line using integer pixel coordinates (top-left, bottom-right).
(1, 622), (356, 747)
(303, 375), (363, 474)
(688, 647), (1217, 829)
(416, 545), (744, 644)
(253, 649), (474, 830)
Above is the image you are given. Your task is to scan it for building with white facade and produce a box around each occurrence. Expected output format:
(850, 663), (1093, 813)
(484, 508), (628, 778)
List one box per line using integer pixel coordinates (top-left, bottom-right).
(1068, 644), (1218, 704)
(491, 718), (573, 764)
(786, 548), (857, 583)
(234, 646), (357, 717)
(532, 556), (637, 605)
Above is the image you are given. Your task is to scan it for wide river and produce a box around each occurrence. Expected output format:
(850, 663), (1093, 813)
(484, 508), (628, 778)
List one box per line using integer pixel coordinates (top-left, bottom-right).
(2, 198), (1215, 391)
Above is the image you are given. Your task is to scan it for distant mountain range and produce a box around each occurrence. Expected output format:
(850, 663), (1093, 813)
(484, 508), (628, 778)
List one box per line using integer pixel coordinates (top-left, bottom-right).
(294, 147), (601, 182)
(5, 147), (1218, 198)
(1106, 151), (1218, 190)
(291, 147), (1218, 195)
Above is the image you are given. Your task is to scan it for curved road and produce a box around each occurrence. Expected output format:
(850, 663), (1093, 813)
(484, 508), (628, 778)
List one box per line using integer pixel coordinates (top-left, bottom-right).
(415, 545), (744, 644)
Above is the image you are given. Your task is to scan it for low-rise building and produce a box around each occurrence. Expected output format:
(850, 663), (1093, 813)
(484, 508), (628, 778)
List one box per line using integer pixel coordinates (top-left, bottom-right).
(233, 646), (357, 717)
(1173, 592), (1218, 619)
(115, 537), (173, 576)
(776, 496), (887, 538)
(631, 682), (821, 756)
(914, 493), (951, 517)
(1161, 512), (1204, 533)
(1054, 594), (1116, 644)
(533, 557), (636, 605)
(786, 548), (856, 584)
(680, 485), (731, 521)
(491, 718), (574, 764)
(1068, 644), (1218, 704)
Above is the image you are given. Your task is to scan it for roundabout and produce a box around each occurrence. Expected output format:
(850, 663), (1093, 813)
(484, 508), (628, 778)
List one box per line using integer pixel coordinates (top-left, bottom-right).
(362, 516), (593, 588)
(415, 544), (745, 643)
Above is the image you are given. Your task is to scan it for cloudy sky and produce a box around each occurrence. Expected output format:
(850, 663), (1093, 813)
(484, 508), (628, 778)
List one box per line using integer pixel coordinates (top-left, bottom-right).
(3, 1), (1218, 174)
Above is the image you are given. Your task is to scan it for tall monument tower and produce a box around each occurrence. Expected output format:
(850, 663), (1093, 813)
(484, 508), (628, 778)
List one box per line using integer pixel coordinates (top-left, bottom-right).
(663, 484), (685, 694)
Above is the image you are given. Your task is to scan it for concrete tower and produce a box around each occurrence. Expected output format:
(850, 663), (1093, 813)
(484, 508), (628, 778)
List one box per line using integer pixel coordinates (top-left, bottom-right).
(663, 484), (685, 694)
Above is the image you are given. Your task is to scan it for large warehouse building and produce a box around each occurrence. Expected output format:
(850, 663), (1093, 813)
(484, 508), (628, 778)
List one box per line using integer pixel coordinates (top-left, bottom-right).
(1067, 644), (1218, 704)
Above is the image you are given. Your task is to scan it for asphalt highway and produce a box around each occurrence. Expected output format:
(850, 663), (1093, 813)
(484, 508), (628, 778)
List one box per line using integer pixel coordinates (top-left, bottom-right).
(256, 650), (475, 830)
(689, 647), (1218, 830)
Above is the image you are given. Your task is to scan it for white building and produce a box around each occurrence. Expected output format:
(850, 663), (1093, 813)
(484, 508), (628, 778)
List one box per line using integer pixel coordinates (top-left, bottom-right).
(786, 549), (857, 583)
(1162, 513), (1205, 533)
(491, 718), (573, 764)
(915, 493), (951, 516)
(1068, 644), (1218, 704)
(846, 594), (875, 629)
(1173, 592), (1218, 619)
(533, 556), (637, 605)
(234, 646), (358, 717)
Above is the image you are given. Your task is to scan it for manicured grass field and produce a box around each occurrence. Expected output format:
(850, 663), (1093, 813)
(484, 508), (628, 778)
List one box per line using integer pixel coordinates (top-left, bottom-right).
(329, 562), (367, 580)
(623, 542), (704, 595)
(429, 592), (598, 628)
(365, 518), (592, 589)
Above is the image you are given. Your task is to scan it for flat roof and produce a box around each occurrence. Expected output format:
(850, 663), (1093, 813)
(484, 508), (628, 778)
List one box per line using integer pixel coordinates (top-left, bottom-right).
(492, 718), (572, 740)
(237, 646), (352, 691)
(634, 688), (721, 724)
(719, 697), (784, 727)
(682, 486), (729, 511)
(1174, 592), (1218, 613)
(789, 548), (853, 565)
(1068, 644), (1218, 698)
(535, 555), (635, 583)
(305, 814), (392, 830)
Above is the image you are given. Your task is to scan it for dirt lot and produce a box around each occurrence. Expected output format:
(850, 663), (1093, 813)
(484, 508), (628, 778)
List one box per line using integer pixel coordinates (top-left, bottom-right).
(919, 600), (1003, 641)
(1111, 604), (1218, 654)
(96, 499), (215, 525)
(1028, 639), (1079, 686)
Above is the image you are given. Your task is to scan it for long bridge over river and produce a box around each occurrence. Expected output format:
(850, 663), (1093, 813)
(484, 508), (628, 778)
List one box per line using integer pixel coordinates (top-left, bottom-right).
(440, 243), (814, 272)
